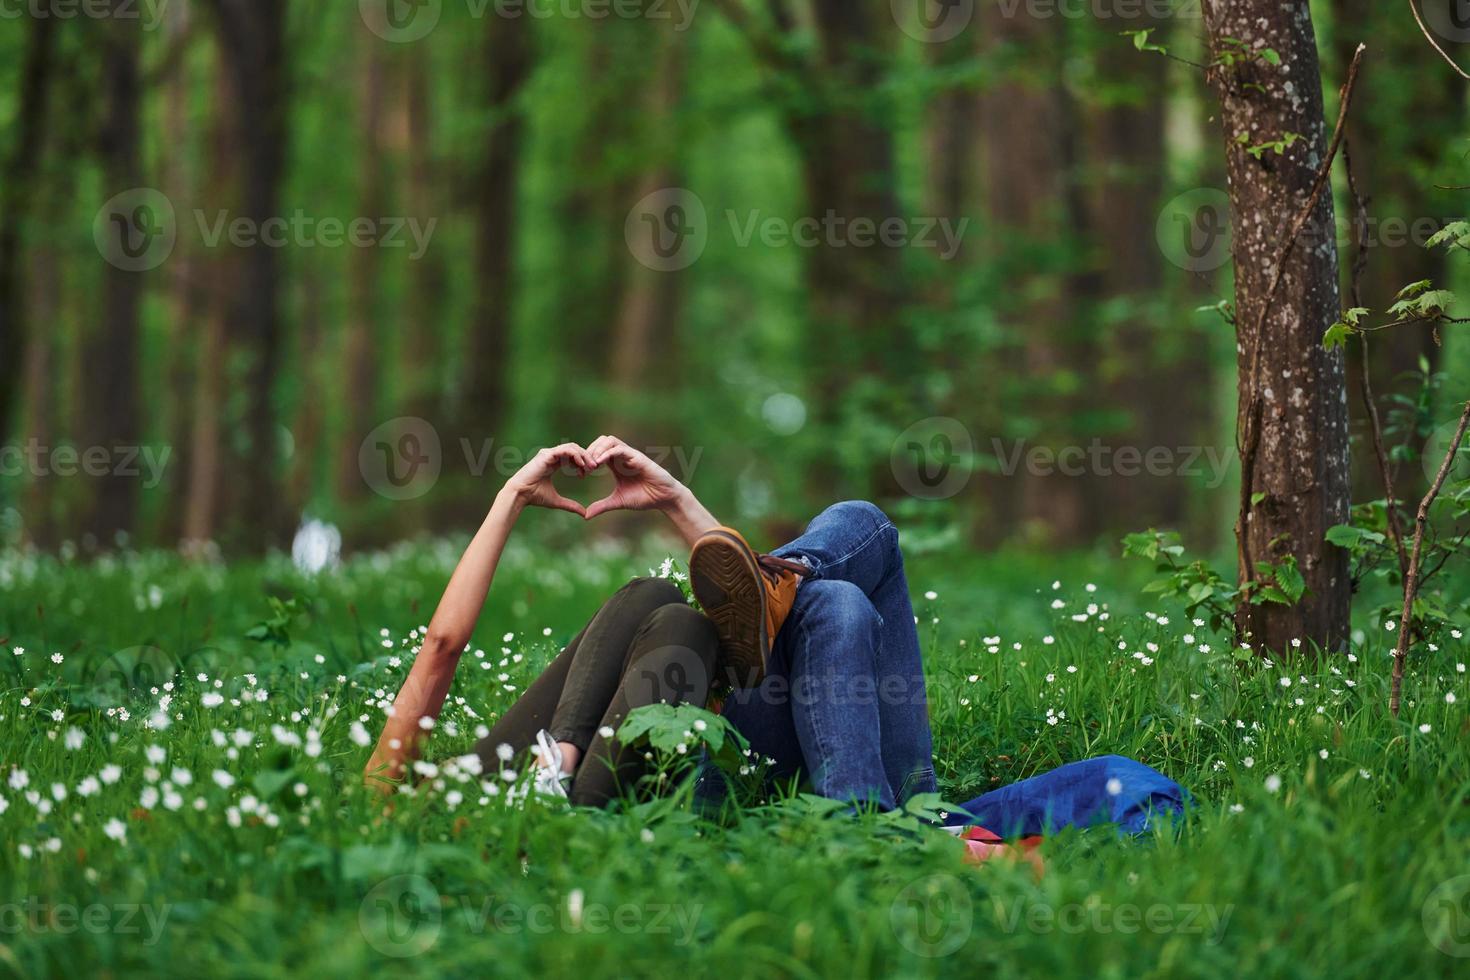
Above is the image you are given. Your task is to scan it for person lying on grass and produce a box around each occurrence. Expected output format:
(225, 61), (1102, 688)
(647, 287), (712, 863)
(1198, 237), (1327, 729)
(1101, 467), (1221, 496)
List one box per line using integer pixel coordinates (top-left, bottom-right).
(364, 435), (937, 810)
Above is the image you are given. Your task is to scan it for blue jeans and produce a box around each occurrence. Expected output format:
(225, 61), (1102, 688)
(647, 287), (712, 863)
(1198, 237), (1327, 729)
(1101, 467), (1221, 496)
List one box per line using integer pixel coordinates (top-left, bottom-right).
(716, 501), (937, 810)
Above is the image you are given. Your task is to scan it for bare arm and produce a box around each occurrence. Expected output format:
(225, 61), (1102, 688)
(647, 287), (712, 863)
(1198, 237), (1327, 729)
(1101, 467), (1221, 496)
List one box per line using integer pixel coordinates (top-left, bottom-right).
(584, 434), (720, 547)
(364, 444), (592, 789)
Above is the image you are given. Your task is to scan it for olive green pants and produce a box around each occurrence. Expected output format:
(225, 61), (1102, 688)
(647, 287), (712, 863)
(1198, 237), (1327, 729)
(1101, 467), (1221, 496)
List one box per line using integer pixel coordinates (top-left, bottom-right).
(468, 577), (719, 807)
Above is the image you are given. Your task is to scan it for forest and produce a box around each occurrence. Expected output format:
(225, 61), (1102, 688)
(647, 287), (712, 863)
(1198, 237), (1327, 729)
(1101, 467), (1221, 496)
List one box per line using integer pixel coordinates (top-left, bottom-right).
(2, 2), (1470, 976)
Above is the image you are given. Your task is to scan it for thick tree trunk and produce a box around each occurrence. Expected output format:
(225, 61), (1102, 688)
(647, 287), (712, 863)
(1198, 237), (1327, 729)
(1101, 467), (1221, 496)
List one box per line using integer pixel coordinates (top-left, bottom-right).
(975, 4), (1092, 542)
(608, 24), (688, 444)
(397, 50), (447, 426)
(0, 16), (58, 448)
(84, 15), (144, 545)
(1203, 0), (1351, 653)
(205, 0), (292, 549)
(182, 66), (237, 551)
(338, 35), (387, 501)
(19, 248), (59, 546)
(157, 0), (198, 546)
(1084, 14), (1212, 537)
(460, 19), (531, 450)
(794, 0), (907, 391)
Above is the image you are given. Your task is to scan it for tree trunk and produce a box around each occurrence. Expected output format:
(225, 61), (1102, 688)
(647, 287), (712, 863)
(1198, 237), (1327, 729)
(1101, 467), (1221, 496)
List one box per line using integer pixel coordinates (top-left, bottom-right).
(338, 34), (387, 502)
(975, 3), (1092, 543)
(795, 0), (908, 390)
(1203, 0), (1351, 653)
(182, 63), (238, 552)
(459, 18), (532, 451)
(83, 13), (145, 546)
(607, 23), (688, 444)
(397, 49), (447, 426)
(1083, 13), (1212, 537)
(204, 0), (292, 550)
(0, 15), (58, 448)
(157, 0), (198, 546)
(19, 248), (60, 546)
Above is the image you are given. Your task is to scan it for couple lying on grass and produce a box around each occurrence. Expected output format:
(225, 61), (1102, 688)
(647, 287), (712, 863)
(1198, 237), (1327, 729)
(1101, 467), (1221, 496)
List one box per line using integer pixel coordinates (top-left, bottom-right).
(364, 435), (1185, 847)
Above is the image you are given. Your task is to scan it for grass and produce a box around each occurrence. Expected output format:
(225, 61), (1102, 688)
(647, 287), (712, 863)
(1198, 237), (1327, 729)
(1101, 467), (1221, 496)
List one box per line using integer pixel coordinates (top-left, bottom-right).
(0, 528), (1467, 978)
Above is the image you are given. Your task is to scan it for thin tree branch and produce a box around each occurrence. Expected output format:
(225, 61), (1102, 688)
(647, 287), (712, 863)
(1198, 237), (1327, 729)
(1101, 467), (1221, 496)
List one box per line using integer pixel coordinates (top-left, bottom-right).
(1409, 0), (1470, 80)
(1390, 399), (1470, 716)
(1343, 136), (1409, 579)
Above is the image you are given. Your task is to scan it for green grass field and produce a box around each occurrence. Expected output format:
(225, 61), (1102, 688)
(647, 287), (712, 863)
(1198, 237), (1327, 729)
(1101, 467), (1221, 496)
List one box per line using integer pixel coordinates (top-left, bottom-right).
(0, 531), (1467, 978)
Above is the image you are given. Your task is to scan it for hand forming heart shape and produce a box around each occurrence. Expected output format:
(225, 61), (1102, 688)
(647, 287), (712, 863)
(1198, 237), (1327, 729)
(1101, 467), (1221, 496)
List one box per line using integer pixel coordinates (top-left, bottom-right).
(504, 435), (686, 521)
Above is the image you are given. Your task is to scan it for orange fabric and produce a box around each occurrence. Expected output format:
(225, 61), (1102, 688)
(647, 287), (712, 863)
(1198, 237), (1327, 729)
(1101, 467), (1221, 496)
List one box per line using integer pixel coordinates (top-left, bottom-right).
(959, 825), (1045, 877)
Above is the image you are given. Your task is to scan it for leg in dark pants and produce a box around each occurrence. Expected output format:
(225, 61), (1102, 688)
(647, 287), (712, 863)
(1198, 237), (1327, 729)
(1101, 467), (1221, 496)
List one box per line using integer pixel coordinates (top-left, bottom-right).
(466, 578), (719, 807)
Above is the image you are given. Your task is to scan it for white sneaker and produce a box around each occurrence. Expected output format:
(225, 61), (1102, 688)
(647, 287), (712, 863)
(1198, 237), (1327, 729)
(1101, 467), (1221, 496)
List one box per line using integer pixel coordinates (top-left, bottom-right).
(531, 729), (571, 799)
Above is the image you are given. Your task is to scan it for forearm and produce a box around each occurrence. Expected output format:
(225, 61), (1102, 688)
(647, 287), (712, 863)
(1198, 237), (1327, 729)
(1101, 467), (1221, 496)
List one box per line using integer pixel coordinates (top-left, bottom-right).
(662, 486), (719, 547)
(365, 489), (524, 786)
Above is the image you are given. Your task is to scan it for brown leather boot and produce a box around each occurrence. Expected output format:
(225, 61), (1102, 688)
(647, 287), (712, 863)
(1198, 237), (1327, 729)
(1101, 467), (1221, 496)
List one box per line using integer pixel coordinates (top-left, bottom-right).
(689, 526), (807, 688)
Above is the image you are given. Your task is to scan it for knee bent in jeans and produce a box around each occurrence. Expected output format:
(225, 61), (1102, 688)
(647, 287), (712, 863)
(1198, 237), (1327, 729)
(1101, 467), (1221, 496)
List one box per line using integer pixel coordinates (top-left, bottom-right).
(795, 579), (884, 633)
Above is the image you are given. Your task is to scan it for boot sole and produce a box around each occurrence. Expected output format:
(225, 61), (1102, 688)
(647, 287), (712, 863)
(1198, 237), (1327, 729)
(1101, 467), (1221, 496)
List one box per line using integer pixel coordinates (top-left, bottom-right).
(690, 530), (768, 688)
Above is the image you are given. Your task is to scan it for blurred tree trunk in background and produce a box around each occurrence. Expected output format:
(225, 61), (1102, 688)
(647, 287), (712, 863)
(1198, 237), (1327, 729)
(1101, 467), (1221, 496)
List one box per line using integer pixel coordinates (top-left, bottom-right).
(711, 0), (912, 496)
(158, 0), (199, 546)
(20, 248), (59, 546)
(204, 0), (292, 550)
(83, 11), (144, 545)
(923, 26), (978, 249)
(182, 63), (238, 551)
(1203, 1), (1351, 653)
(548, 31), (646, 439)
(794, 0), (909, 443)
(337, 34), (387, 503)
(975, 3), (1093, 544)
(608, 23), (689, 448)
(1082, 12), (1213, 537)
(458, 18), (532, 462)
(0, 15), (58, 450)
(397, 50), (447, 427)
(1334, 0), (1462, 501)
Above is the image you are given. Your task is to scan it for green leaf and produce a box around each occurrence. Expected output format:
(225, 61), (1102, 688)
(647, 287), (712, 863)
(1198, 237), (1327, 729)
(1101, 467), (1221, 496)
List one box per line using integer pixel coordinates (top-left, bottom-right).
(1322, 322), (1354, 351)
(1325, 524), (1385, 549)
(1395, 279), (1433, 300)
(1426, 222), (1470, 250)
(1123, 29), (1167, 55)
(1275, 557), (1306, 603)
(1258, 48), (1281, 66)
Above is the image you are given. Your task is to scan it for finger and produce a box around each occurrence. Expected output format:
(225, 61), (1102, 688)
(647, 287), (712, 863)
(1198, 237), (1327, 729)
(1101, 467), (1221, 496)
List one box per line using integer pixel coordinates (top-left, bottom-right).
(545, 491), (587, 518)
(584, 494), (619, 520)
(547, 443), (588, 476)
(598, 443), (646, 476)
(586, 435), (617, 461)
